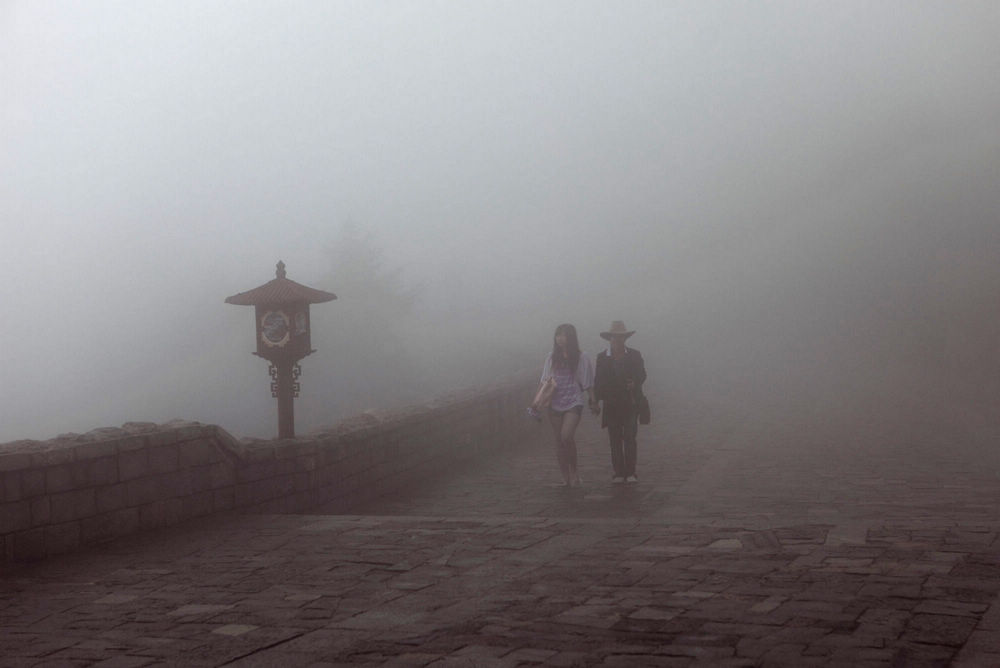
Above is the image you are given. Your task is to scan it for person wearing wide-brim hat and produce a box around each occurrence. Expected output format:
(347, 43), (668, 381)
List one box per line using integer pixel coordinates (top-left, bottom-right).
(592, 321), (647, 484)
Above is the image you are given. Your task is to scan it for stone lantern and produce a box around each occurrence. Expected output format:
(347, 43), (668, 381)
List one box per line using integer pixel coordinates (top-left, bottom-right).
(225, 261), (336, 438)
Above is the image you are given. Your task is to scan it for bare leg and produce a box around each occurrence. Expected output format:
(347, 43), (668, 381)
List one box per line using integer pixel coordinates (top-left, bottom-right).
(547, 411), (572, 484)
(559, 410), (582, 485)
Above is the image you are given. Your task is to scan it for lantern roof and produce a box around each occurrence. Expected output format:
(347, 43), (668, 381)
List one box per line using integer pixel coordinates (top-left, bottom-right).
(224, 261), (337, 306)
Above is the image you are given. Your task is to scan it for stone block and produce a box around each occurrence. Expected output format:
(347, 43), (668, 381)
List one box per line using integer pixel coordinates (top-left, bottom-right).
(317, 442), (343, 464)
(81, 427), (126, 442)
(180, 491), (214, 518)
(213, 488), (235, 512)
(81, 508), (139, 544)
(188, 465), (214, 492)
(20, 469), (45, 497)
(277, 473), (297, 495)
(179, 439), (219, 467)
(147, 444), (179, 474)
(310, 466), (330, 488)
(0, 452), (31, 472)
(273, 443), (307, 460)
(45, 464), (76, 493)
(294, 454), (318, 472)
(13, 527), (46, 561)
(244, 446), (276, 463)
(30, 496), (50, 524)
(313, 485), (335, 505)
(30, 447), (75, 467)
(0, 500), (32, 533)
(96, 483), (128, 513)
(273, 496), (296, 513)
(70, 460), (95, 487)
(118, 448), (149, 481)
(209, 462), (235, 488)
(72, 440), (117, 460)
(126, 476), (165, 506)
(249, 478), (281, 504)
(175, 425), (209, 441)
(139, 497), (182, 529)
(90, 456), (118, 486)
(161, 470), (194, 497)
(278, 457), (300, 476)
(339, 454), (363, 477)
(337, 439), (361, 459)
(287, 491), (312, 513)
(903, 613), (977, 647)
(234, 482), (253, 508)
(50, 488), (96, 523)
(44, 521), (81, 555)
(114, 435), (148, 452)
(146, 430), (182, 448)
(317, 467), (335, 488)
(293, 471), (311, 492)
(237, 461), (277, 483)
(1, 472), (20, 502)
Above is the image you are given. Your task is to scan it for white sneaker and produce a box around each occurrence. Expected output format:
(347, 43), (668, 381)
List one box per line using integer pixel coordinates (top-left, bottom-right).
(612, 476), (625, 484)
(626, 475), (638, 484)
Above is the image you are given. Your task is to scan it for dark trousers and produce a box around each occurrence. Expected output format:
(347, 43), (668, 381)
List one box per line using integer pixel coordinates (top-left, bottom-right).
(607, 409), (638, 477)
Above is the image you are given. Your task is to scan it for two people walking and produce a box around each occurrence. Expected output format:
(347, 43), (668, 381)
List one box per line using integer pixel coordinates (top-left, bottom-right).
(531, 321), (647, 486)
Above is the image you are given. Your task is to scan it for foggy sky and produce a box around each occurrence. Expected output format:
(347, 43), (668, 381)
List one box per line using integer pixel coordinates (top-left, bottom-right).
(2, 2), (999, 442)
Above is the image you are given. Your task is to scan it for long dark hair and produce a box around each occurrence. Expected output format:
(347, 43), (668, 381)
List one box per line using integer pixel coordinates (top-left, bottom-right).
(551, 323), (581, 372)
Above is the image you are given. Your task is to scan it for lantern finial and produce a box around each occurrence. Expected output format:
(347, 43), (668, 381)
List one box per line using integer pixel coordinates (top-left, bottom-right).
(276, 260), (286, 279)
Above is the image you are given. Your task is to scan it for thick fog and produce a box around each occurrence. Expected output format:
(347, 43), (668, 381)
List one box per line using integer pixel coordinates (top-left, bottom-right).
(2, 2), (999, 442)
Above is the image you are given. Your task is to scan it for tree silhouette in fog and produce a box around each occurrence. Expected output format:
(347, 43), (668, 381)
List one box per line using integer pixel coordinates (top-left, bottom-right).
(325, 223), (419, 315)
(308, 223), (422, 418)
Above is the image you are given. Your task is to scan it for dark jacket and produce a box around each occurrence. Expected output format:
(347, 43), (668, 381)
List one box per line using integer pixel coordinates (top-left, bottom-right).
(594, 347), (646, 427)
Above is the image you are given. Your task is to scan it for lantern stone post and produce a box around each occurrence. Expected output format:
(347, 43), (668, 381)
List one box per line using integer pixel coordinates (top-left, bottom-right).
(225, 261), (336, 439)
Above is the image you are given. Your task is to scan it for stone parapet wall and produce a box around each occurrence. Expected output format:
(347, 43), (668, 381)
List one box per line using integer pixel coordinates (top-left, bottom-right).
(0, 374), (539, 562)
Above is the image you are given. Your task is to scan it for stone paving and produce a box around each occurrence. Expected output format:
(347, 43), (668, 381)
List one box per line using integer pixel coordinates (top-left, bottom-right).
(3, 393), (1000, 666)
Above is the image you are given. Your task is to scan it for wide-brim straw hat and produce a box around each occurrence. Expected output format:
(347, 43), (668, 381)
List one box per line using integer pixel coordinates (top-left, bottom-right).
(600, 320), (635, 340)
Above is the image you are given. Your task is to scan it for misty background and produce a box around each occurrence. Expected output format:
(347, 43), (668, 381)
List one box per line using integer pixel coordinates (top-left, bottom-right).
(2, 2), (998, 443)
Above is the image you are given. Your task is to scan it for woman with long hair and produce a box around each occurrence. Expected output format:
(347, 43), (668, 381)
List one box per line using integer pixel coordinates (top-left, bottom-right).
(533, 323), (597, 487)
